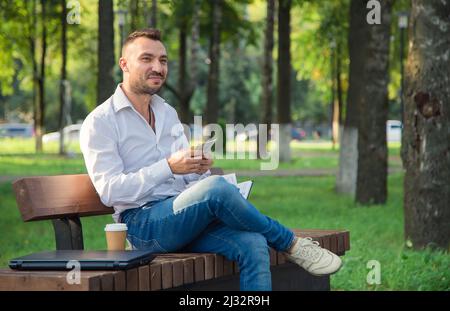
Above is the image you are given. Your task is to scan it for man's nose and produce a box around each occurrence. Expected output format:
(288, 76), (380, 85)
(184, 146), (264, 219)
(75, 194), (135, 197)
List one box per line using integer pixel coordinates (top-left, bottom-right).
(151, 60), (163, 73)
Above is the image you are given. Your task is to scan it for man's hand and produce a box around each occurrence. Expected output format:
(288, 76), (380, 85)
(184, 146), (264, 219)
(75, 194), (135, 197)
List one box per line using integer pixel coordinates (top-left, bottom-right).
(167, 149), (213, 174)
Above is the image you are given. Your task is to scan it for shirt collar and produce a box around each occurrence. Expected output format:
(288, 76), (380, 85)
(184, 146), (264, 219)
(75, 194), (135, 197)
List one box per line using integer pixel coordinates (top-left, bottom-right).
(112, 84), (166, 113)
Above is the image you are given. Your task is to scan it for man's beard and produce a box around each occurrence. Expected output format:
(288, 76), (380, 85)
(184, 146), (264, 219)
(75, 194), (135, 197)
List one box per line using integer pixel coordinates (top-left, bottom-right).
(130, 75), (165, 95)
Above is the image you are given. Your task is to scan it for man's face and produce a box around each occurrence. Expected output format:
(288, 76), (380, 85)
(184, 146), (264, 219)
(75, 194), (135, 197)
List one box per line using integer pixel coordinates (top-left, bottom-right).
(120, 37), (168, 95)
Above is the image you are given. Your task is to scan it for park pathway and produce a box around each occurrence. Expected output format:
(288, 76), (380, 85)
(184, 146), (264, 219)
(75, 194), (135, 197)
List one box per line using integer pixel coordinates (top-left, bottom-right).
(0, 167), (404, 183)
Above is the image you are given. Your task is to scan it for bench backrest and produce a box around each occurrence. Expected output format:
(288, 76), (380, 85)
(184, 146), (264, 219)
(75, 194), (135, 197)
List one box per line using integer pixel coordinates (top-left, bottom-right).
(13, 167), (225, 222)
(13, 174), (112, 222)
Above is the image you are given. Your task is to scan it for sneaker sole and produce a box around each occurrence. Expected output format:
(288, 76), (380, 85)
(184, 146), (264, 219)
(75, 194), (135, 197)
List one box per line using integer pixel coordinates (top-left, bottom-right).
(308, 256), (343, 277)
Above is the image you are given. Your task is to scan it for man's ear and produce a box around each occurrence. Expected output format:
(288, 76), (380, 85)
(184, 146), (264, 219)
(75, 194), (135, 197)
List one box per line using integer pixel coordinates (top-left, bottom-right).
(119, 57), (129, 72)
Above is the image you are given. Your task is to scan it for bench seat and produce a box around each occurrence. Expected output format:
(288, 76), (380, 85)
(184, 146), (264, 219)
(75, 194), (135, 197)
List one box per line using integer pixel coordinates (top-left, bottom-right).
(0, 229), (349, 291)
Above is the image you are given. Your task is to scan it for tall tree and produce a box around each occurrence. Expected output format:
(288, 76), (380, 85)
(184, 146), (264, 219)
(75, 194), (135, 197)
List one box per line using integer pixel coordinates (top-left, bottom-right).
(356, 0), (393, 204)
(150, 0), (157, 28)
(35, 0), (48, 152)
(258, 0), (275, 159)
(177, 0), (199, 124)
(336, 41), (343, 127)
(29, 0), (39, 152)
(336, 0), (369, 194)
(402, 0), (450, 249)
(330, 41), (339, 149)
(59, 0), (68, 155)
(97, 0), (116, 105)
(162, 0), (200, 124)
(205, 0), (222, 124)
(277, 0), (292, 162)
(130, 0), (139, 31)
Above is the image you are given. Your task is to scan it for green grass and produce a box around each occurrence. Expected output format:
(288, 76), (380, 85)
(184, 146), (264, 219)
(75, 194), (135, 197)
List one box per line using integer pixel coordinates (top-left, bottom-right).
(0, 138), (402, 175)
(245, 174), (449, 291)
(0, 154), (87, 175)
(0, 139), (447, 290)
(0, 137), (80, 154)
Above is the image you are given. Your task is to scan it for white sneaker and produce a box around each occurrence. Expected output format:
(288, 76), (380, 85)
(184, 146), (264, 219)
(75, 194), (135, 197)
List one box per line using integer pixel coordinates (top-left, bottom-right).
(285, 237), (342, 276)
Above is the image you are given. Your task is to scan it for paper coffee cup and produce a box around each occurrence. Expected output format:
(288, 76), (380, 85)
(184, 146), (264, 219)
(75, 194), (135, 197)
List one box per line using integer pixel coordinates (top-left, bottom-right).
(104, 223), (128, 251)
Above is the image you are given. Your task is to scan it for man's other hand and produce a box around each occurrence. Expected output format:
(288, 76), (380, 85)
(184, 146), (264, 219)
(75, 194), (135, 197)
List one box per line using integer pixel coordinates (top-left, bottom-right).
(167, 149), (213, 174)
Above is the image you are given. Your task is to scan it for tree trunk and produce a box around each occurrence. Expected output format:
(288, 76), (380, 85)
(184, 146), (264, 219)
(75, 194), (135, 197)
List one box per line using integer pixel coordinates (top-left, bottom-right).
(331, 45), (339, 150)
(356, 0), (392, 205)
(36, 0), (47, 153)
(59, 0), (67, 155)
(205, 0), (222, 124)
(336, 0), (366, 195)
(150, 0), (157, 28)
(130, 0), (139, 31)
(178, 24), (191, 124)
(258, 0), (275, 159)
(189, 0), (200, 89)
(277, 0), (292, 162)
(28, 0), (38, 152)
(402, 0), (450, 250)
(336, 41), (344, 128)
(97, 0), (116, 105)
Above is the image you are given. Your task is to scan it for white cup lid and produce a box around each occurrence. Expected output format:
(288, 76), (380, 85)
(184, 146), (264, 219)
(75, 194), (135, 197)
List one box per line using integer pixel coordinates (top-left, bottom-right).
(104, 223), (128, 232)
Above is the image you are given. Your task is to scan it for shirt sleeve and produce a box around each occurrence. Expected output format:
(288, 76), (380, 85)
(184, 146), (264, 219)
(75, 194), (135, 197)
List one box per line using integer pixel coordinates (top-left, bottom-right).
(79, 115), (174, 207)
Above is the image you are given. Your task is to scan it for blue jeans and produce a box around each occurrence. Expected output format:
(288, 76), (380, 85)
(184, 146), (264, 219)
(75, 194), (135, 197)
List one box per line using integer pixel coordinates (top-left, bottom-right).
(120, 175), (295, 291)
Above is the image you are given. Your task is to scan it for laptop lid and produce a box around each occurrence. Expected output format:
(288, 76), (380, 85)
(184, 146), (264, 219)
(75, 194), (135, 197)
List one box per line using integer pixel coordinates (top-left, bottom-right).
(9, 250), (156, 271)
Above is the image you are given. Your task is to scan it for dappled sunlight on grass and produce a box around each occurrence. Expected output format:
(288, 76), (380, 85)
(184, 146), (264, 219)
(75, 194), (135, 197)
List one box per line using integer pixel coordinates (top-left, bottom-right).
(0, 138), (80, 154)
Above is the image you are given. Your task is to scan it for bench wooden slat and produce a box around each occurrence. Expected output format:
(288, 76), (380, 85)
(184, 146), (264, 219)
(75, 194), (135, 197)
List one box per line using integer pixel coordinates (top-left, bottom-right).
(203, 254), (215, 280)
(326, 234), (337, 253)
(344, 231), (350, 252)
(337, 234), (345, 255)
(192, 256), (205, 282)
(149, 260), (162, 290)
(138, 265), (150, 291)
(161, 261), (173, 289)
(323, 235), (331, 251)
(214, 254), (224, 278)
(125, 268), (138, 291)
(172, 259), (184, 288)
(182, 258), (194, 285)
(113, 271), (126, 291)
(13, 174), (113, 221)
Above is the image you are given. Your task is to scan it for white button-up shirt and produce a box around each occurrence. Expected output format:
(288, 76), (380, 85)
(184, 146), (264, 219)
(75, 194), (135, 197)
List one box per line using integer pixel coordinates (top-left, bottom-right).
(80, 84), (209, 222)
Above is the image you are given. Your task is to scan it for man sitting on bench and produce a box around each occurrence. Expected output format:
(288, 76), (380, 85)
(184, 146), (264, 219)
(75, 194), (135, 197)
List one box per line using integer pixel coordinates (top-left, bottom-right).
(79, 29), (342, 291)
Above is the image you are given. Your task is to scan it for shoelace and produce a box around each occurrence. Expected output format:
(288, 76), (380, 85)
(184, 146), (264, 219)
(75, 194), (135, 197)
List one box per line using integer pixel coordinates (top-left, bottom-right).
(297, 237), (323, 263)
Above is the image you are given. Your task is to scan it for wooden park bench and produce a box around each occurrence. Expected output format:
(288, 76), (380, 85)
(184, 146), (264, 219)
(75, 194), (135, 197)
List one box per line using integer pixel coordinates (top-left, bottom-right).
(0, 168), (350, 291)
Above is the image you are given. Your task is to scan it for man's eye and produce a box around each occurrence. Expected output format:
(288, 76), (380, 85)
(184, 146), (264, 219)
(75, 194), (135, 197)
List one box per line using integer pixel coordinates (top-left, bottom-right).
(160, 59), (168, 64)
(142, 57), (150, 61)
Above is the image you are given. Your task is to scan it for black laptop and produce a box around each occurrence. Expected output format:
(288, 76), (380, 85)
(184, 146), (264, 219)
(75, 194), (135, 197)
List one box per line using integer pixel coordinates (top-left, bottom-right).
(9, 250), (156, 271)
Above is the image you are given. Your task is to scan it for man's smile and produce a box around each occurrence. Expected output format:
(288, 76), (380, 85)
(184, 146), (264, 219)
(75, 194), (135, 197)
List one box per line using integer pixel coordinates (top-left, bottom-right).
(147, 76), (163, 83)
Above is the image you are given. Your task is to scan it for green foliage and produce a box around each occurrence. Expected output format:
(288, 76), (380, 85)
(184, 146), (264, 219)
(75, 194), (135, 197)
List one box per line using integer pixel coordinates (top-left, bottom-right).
(0, 0), (413, 132)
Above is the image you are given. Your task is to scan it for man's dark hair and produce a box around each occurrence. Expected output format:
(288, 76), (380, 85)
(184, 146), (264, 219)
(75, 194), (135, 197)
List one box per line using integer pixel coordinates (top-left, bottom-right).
(122, 28), (162, 53)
